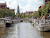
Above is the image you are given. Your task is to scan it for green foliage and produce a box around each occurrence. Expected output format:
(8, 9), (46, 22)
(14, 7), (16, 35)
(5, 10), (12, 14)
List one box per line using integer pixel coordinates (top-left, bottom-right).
(18, 13), (33, 18)
(38, 1), (50, 17)
(0, 9), (15, 18)
(33, 12), (39, 18)
(25, 14), (32, 18)
(18, 13), (22, 18)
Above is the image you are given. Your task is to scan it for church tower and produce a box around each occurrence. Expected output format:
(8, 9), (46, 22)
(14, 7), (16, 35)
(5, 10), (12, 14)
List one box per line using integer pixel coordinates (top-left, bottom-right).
(17, 5), (20, 14)
(16, 5), (20, 18)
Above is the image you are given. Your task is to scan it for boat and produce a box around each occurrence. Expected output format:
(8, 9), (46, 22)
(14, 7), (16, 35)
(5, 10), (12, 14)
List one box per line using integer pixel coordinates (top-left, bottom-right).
(35, 22), (50, 31)
(5, 17), (12, 23)
(35, 16), (50, 31)
(0, 18), (5, 27)
(5, 17), (12, 27)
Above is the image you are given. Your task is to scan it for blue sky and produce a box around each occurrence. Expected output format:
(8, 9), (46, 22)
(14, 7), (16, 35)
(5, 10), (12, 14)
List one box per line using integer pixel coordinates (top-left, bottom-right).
(0, 0), (43, 14)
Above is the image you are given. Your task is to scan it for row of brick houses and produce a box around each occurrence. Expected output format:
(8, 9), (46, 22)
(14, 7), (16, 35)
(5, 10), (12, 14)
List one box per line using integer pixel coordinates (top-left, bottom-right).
(25, 11), (34, 15)
(0, 2), (15, 12)
(0, 3), (7, 9)
(20, 11), (35, 17)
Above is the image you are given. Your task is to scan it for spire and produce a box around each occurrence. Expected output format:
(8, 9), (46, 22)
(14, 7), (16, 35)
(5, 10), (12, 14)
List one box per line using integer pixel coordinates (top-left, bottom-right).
(17, 4), (20, 14)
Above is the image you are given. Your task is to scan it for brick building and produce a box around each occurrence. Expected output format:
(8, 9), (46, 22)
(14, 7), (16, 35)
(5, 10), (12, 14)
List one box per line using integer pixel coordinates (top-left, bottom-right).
(0, 3), (7, 9)
(25, 11), (34, 15)
(10, 9), (15, 12)
(0, 3), (15, 12)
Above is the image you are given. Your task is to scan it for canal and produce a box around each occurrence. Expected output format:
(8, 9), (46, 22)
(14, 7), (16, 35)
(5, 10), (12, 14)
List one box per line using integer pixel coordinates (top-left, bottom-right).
(0, 22), (50, 38)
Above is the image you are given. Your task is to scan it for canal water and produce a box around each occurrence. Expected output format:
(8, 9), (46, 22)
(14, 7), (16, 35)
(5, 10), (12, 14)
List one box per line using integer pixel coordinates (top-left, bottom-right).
(0, 22), (50, 38)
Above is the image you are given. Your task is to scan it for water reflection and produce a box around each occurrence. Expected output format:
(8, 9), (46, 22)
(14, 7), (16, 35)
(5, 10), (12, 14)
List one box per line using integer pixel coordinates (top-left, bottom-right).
(39, 32), (50, 38)
(0, 27), (5, 38)
(0, 22), (50, 38)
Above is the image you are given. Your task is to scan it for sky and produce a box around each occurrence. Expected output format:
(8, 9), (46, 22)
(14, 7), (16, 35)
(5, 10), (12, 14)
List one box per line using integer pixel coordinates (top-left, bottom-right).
(0, 0), (43, 14)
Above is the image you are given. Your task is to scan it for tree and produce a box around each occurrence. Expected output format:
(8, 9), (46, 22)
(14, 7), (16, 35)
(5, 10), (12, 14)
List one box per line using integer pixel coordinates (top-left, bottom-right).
(18, 13), (22, 18)
(0, 8), (15, 18)
(38, 1), (50, 17)
(32, 12), (39, 18)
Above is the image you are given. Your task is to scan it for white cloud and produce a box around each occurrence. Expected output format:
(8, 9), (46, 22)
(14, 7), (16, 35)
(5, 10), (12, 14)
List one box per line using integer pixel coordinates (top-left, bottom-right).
(7, 1), (17, 9)
(19, 0), (43, 12)
(0, 1), (5, 3)
(0, 0), (43, 14)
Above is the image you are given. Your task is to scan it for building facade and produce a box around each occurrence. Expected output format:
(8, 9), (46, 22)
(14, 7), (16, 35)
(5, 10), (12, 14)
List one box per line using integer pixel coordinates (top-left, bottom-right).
(0, 3), (7, 9)
(25, 11), (34, 15)
(0, 3), (15, 12)
(10, 9), (15, 12)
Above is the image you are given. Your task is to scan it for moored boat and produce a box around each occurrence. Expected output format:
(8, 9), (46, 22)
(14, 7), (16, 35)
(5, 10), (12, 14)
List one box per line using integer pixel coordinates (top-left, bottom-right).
(5, 17), (12, 27)
(35, 16), (50, 31)
(5, 17), (12, 23)
(0, 18), (5, 27)
(36, 22), (50, 31)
